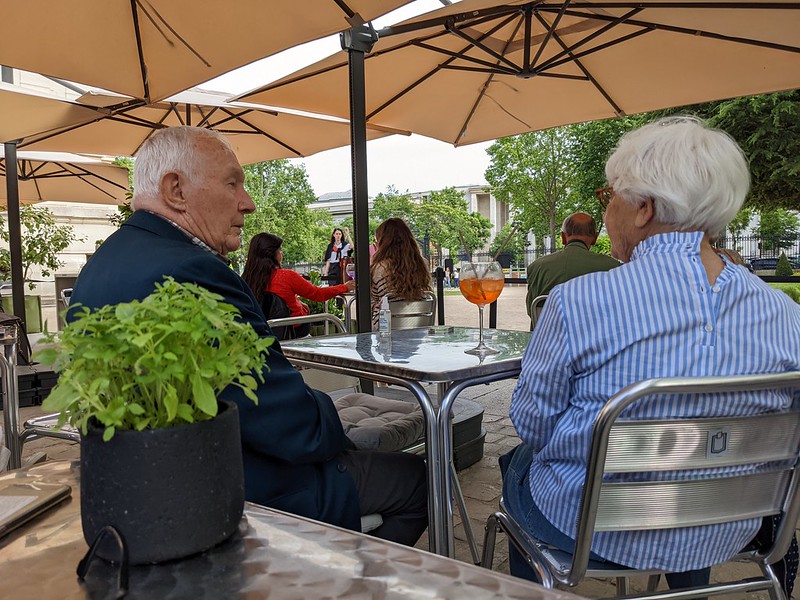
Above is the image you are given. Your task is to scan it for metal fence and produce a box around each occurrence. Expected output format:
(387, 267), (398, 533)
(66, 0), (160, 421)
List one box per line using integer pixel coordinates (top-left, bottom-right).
(286, 235), (800, 275)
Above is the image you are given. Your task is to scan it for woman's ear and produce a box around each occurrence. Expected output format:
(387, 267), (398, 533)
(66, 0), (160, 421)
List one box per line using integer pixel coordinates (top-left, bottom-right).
(634, 198), (656, 228)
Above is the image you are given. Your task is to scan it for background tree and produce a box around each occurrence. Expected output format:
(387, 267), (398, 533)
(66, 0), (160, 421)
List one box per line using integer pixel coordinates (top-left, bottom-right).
(489, 223), (529, 259)
(0, 206), (82, 289)
(758, 208), (799, 254)
(485, 129), (579, 249)
(775, 253), (794, 277)
(723, 206), (754, 251)
(708, 91), (800, 211)
(238, 159), (330, 267)
(413, 187), (491, 258)
(567, 115), (647, 226)
(372, 186), (416, 221)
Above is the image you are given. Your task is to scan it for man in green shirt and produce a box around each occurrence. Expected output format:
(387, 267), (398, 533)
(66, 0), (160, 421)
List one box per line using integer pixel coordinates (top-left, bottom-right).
(525, 212), (619, 329)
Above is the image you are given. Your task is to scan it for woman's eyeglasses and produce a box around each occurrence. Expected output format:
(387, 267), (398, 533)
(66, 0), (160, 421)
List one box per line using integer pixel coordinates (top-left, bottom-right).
(595, 186), (613, 210)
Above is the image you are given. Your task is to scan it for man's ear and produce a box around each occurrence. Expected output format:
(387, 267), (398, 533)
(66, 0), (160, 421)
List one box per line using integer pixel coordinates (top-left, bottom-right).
(160, 172), (186, 212)
(634, 198), (656, 228)
(560, 231), (568, 245)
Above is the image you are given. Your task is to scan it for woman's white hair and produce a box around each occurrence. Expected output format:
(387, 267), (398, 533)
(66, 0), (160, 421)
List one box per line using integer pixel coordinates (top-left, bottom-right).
(132, 126), (232, 207)
(605, 116), (750, 238)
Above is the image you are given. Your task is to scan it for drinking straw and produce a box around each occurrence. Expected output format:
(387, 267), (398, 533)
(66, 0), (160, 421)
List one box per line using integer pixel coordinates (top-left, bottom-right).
(458, 231), (472, 263)
(492, 224), (519, 261)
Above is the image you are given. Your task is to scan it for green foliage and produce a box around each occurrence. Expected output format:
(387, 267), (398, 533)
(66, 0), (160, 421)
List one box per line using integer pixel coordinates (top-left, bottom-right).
(372, 186), (416, 221)
(591, 235), (613, 256)
(567, 115), (648, 226)
(708, 91), (800, 211)
(35, 278), (273, 441)
(775, 253), (794, 277)
(770, 283), (800, 304)
(485, 128), (579, 247)
(302, 270), (343, 318)
(109, 201), (134, 229)
(726, 207), (753, 241)
(489, 223), (528, 258)
(0, 205), (83, 289)
(237, 159), (330, 266)
(414, 187), (491, 256)
(758, 209), (799, 252)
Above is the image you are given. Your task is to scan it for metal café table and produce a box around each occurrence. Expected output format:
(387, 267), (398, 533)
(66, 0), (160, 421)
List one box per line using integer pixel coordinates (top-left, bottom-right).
(281, 326), (531, 558)
(0, 461), (578, 600)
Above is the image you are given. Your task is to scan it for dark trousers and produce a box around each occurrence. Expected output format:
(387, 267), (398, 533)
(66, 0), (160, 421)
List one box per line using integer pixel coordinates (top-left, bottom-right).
(338, 449), (428, 547)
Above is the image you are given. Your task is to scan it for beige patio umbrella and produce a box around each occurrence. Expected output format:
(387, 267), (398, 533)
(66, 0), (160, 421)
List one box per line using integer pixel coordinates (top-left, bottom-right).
(0, 149), (130, 205)
(0, 0), (414, 103)
(241, 0), (800, 146)
(20, 89), (400, 164)
(0, 82), (102, 143)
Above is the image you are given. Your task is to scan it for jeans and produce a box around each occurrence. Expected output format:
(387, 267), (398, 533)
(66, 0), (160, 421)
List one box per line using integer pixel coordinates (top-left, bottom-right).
(500, 444), (711, 588)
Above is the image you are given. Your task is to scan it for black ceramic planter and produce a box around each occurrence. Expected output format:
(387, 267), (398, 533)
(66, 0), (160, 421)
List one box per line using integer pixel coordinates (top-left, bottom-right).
(80, 400), (244, 565)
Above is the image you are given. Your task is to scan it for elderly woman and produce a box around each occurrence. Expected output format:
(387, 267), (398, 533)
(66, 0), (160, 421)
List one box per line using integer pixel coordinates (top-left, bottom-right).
(505, 117), (800, 589)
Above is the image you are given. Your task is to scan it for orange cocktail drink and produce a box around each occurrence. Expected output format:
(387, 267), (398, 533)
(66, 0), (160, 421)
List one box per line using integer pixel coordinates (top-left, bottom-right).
(459, 277), (504, 306)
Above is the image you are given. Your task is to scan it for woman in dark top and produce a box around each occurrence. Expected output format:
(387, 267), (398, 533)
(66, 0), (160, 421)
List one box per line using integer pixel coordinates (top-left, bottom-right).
(321, 227), (353, 285)
(243, 233), (353, 337)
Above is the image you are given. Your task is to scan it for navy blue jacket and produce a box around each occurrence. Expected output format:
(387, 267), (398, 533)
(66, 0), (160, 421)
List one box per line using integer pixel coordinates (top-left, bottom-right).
(70, 211), (360, 530)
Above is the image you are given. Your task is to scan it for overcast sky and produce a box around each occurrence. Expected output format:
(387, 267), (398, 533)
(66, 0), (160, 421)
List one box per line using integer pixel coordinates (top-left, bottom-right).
(204, 0), (492, 197)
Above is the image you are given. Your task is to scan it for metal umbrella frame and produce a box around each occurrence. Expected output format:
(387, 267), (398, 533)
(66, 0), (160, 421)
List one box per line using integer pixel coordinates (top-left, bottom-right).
(0, 0), (415, 103)
(20, 88), (401, 165)
(242, 0), (800, 146)
(0, 150), (130, 205)
(240, 0), (800, 336)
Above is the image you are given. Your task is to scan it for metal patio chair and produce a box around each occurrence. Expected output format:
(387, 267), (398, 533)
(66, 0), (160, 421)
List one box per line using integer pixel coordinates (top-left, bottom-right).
(481, 372), (800, 600)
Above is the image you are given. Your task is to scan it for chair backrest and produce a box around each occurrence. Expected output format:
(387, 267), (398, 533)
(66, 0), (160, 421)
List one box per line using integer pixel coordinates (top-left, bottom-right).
(261, 293), (294, 340)
(567, 372), (800, 584)
(266, 312), (360, 395)
(529, 294), (547, 329)
(389, 292), (435, 330)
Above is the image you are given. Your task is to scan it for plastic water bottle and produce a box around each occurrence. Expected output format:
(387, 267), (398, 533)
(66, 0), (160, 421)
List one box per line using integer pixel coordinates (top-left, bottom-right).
(378, 295), (392, 338)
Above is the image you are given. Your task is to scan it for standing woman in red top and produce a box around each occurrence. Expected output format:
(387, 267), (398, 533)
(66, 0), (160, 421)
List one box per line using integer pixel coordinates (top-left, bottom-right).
(243, 233), (354, 337)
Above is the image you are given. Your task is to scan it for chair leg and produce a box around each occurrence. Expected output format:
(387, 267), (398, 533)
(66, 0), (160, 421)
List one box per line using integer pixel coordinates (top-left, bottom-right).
(646, 574), (661, 592)
(451, 461), (481, 564)
(762, 563), (787, 600)
(481, 513), (500, 568)
(616, 577), (630, 596)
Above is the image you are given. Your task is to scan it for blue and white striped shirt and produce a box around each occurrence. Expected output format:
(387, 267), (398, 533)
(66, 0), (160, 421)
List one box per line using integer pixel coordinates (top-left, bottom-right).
(510, 231), (800, 571)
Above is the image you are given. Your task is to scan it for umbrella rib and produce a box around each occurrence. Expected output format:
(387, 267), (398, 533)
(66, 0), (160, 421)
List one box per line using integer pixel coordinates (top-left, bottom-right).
(217, 107), (303, 157)
(556, 8), (800, 54)
(135, 0), (211, 67)
(369, 20), (518, 120)
(534, 7), (643, 73)
(544, 17), (625, 116)
(129, 0), (150, 101)
(446, 12), (522, 72)
(541, 27), (651, 71)
(414, 40), (520, 76)
(455, 17), (526, 146)
(529, 0), (572, 71)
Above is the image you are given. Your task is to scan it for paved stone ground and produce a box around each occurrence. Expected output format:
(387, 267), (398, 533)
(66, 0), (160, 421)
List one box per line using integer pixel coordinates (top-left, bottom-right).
(17, 286), (791, 597)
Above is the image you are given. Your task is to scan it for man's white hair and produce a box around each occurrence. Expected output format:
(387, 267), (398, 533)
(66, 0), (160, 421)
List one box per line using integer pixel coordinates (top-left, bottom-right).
(132, 126), (233, 207)
(605, 116), (750, 238)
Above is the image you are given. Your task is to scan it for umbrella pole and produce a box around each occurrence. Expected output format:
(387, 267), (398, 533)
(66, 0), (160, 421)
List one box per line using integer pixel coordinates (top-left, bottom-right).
(341, 25), (377, 337)
(2, 142), (25, 327)
(1, 67), (25, 327)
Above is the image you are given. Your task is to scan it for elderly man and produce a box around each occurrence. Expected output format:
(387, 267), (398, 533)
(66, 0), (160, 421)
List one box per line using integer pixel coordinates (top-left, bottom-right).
(525, 212), (618, 329)
(70, 127), (427, 546)
(506, 117), (800, 590)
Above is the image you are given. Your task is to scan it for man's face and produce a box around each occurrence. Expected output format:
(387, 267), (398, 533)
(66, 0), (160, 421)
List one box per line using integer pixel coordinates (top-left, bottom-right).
(181, 137), (255, 255)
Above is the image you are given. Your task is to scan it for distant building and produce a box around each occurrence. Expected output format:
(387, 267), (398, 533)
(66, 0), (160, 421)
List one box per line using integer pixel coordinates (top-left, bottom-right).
(309, 185), (509, 252)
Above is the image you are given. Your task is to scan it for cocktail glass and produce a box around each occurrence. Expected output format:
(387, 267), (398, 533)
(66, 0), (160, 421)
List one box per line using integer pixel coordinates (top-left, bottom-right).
(345, 263), (356, 281)
(458, 261), (504, 356)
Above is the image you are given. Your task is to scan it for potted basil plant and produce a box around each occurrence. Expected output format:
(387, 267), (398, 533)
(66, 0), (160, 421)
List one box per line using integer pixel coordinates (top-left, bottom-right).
(35, 277), (273, 564)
